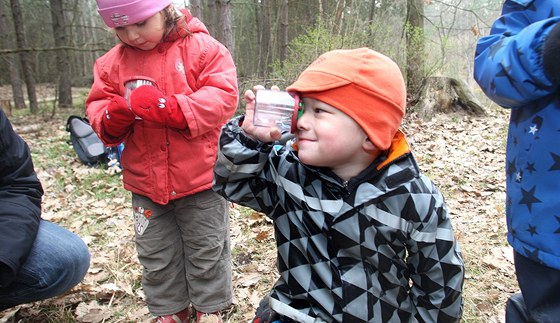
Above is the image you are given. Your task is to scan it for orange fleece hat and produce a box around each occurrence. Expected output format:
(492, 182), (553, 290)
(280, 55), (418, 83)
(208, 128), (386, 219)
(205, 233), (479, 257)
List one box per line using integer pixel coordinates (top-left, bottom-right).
(286, 47), (406, 150)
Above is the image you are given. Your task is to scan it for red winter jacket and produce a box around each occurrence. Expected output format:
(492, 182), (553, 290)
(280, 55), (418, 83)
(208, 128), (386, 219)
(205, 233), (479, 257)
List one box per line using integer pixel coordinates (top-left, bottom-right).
(86, 10), (238, 205)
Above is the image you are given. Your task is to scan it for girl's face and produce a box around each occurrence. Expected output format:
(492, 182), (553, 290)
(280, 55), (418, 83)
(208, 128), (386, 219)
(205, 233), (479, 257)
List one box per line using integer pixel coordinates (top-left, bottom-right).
(295, 97), (377, 181)
(114, 12), (166, 50)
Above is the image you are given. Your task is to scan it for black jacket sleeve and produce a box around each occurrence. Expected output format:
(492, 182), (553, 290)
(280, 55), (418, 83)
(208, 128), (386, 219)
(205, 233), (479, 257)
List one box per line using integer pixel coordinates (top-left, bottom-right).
(0, 109), (43, 287)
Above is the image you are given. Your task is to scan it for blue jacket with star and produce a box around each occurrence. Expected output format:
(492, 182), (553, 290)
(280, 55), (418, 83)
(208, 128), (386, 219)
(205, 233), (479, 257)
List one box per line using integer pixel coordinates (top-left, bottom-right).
(474, 0), (560, 270)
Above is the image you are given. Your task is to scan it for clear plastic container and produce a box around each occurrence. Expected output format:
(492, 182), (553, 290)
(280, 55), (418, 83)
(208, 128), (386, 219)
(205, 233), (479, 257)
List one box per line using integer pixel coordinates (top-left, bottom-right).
(124, 77), (156, 119)
(253, 90), (297, 133)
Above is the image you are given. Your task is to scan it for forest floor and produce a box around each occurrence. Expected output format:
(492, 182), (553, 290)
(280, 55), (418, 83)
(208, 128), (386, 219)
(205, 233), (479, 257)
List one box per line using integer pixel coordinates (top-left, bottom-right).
(0, 86), (517, 322)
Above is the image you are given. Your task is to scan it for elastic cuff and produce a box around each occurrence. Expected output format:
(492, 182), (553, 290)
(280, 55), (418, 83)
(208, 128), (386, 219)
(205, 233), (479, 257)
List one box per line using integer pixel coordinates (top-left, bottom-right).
(543, 22), (560, 83)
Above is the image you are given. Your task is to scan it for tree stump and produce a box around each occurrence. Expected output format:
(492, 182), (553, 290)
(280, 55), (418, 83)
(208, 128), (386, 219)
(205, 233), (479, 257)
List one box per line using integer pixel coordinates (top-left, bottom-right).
(412, 76), (486, 120)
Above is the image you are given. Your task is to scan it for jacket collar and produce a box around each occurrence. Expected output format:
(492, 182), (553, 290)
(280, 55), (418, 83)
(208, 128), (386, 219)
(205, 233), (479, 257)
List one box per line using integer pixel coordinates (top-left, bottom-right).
(376, 130), (411, 171)
(298, 130), (416, 192)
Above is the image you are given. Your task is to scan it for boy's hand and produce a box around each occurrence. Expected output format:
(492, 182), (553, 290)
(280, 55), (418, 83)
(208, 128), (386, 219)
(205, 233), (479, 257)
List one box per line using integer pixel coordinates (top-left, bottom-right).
(242, 85), (282, 142)
(103, 96), (136, 138)
(130, 85), (187, 129)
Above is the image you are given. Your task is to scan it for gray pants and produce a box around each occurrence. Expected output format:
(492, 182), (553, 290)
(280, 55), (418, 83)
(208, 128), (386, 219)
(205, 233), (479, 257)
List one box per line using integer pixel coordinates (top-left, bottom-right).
(132, 190), (232, 316)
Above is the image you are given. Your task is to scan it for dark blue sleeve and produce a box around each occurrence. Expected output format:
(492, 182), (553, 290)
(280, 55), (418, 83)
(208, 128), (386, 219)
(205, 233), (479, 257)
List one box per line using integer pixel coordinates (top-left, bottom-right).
(473, 0), (560, 108)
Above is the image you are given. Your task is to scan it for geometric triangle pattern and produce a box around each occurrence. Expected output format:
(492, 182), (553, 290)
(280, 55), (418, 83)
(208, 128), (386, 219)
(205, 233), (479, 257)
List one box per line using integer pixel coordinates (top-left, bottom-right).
(213, 119), (465, 322)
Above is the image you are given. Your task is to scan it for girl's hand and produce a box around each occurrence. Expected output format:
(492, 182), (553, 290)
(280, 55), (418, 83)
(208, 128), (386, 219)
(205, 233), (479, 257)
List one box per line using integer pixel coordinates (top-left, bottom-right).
(241, 85), (282, 142)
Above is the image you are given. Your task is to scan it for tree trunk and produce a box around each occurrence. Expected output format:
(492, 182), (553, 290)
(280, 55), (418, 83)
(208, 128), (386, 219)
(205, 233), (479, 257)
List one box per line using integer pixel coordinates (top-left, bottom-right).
(278, 0), (288, 66)
(215, 0), (234, 55)
(0, 0), (25, 110)
(334, 0), (346, 36)
(189, 0), (202, 20)
(252, 0), (263, 76)
(206, 0), (217, 38)
(10, 0), (38, 114)
(414, 76), (486, 120)
(49, 0), (73, 109)
(405, 0), (425, 102)
(259, 0), (272, 77)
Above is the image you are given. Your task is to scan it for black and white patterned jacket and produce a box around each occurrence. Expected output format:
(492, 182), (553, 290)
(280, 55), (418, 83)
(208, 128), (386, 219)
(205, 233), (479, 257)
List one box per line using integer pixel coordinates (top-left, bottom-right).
(213, 116), (464, 322)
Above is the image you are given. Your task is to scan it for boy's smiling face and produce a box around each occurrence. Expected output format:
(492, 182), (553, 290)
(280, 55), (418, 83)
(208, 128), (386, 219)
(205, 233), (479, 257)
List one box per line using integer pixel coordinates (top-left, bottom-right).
(295, 97), (379, 181)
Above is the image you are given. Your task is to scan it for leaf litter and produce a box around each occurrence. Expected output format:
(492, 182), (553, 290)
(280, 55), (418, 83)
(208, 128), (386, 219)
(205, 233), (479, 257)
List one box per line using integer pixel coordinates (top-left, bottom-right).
(1, 105), (515, 322)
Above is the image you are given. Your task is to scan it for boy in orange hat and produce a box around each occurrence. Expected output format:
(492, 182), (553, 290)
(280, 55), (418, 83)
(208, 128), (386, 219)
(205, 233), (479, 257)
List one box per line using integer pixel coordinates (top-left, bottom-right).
(213, 48), (464, 322)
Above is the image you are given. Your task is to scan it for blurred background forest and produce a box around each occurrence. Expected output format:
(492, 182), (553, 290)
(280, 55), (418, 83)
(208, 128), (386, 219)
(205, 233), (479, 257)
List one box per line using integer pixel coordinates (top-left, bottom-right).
(0, 0), (503, 116)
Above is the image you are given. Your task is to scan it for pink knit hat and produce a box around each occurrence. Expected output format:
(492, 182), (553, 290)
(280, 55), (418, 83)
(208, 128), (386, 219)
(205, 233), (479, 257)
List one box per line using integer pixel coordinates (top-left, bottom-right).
(96, 0), (172, 28)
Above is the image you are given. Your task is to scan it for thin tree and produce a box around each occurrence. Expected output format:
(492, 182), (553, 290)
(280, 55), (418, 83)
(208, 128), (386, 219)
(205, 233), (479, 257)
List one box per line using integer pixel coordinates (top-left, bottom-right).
(9, 0), (38, 114)
(49, 0), (73, 109)
(189, 0), (202, 21)
(259, 0), (272, 77)
(0, 0), (25, 110)
(405, 0), (425, 101)
(216, 0), (234, 55)
(278, 0), (288, 65)
(206, 0), (217, 37)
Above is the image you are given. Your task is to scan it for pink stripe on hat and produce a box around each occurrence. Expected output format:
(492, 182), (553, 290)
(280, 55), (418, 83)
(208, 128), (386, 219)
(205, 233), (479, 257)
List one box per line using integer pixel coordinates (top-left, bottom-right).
(96, 0), (172, 28)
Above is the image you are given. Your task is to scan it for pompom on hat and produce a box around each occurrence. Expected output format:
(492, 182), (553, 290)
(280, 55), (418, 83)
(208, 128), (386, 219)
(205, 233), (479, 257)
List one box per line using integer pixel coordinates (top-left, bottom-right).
(96, 0), (172, 28)
(286, 48), (406, 151)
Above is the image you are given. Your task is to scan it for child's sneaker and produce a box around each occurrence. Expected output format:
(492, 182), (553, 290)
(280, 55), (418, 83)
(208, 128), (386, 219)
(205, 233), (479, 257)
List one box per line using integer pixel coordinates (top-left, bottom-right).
(156, 308), (190, 323)
(196, 311), (222, 323)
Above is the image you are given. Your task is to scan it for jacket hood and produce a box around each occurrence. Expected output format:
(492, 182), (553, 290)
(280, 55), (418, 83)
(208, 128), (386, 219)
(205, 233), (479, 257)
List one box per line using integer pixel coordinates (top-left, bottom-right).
(182, 8), (209, 35)
(163, 8), (209, 43)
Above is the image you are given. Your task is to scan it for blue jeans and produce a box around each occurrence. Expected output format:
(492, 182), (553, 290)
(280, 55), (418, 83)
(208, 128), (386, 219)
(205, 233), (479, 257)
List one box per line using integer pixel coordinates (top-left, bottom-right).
(0, 220), (90, 310)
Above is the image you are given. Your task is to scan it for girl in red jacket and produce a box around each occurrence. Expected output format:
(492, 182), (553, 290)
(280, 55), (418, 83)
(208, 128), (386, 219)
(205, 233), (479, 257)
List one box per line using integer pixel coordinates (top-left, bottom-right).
(86, 1), (239, 322)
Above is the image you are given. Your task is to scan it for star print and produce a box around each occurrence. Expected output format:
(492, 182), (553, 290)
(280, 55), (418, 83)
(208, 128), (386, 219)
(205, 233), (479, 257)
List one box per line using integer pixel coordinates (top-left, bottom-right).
(526, 225), (537, 236)
(522, 78), (539, 90)
(515, 172), (522, 182)
(530, 116), (543, 130)
(497, 64), (516, 85)
(519, 186), (541, 212)
(507, 158), (517, 181)
(489, 37), (506, 60)
(523, 247), (540, 263)
(528, 125), (538, 135)
(525, 162), (536, 174)
(498, 16), (506, 25)
(549, 153), (560, 171)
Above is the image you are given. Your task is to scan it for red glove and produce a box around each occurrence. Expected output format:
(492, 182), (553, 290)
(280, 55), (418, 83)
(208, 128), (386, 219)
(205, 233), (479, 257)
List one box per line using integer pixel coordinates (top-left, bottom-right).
(103, 96), (136, 138)
(130, 85), (188, 129)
